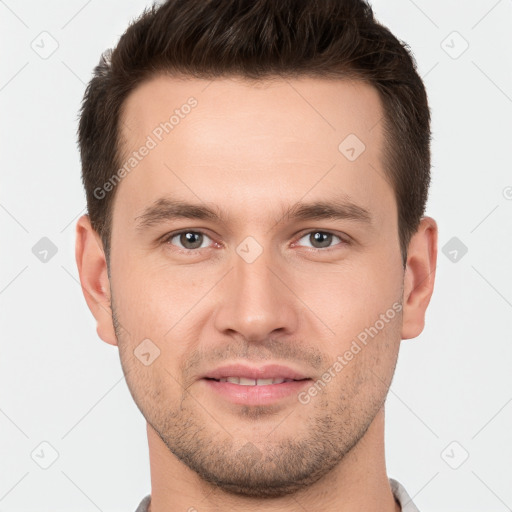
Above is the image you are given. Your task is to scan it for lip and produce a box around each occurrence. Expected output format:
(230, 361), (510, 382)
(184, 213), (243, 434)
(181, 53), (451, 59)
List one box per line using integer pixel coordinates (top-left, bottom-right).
(202, 378), (311, 406)
(201, 363), (311, 406)
(202, 363), (309, 381)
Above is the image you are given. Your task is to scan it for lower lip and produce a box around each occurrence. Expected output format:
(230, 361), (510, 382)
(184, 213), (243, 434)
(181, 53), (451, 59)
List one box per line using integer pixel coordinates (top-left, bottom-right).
(202, 378), (311, 406)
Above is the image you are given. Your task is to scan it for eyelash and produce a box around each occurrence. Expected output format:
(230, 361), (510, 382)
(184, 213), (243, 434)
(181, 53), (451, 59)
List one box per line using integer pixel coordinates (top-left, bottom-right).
(161, 229), (349, 254)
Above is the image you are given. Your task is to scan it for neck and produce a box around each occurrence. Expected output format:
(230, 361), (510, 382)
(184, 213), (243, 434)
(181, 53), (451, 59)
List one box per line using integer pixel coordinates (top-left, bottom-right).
(145, 406), (400, 512)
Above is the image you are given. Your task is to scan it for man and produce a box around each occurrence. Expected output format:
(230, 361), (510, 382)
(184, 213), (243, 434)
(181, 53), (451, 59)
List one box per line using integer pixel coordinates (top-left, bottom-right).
(75, 0), (437, 510)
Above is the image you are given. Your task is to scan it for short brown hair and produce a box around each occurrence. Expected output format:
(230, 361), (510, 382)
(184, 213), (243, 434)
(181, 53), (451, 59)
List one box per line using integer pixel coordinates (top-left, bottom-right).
(78, 0), (431, 266)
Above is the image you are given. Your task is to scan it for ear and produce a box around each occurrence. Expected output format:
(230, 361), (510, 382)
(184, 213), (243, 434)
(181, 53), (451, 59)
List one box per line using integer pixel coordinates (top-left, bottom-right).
(401, 216), (438, 340)
(75, 214), (117, 346)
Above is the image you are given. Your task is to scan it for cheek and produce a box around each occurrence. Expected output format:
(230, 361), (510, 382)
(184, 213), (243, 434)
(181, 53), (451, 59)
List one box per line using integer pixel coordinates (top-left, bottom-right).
(292, 256), (403, 338)
(109, 261), (208, 385)
(110, 258), (188, 333)
(119, 342), (184, 425)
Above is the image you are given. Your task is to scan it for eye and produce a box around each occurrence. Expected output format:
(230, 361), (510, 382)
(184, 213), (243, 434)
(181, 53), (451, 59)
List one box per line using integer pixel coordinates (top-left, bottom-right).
(166, 230), (213, 251)
(295, 231), (346, 250)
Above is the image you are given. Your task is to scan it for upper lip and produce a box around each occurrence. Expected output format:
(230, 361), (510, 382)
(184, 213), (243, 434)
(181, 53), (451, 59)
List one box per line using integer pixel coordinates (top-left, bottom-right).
(202, 363), (310, 381)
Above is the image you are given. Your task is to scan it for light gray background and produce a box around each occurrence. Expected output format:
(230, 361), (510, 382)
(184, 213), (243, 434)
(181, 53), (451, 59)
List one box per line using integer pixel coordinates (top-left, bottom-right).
(1, 1), (511, 511)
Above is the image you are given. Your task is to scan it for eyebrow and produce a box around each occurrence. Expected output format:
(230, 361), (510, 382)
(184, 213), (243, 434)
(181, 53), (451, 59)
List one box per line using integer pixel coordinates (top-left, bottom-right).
(283, 199), (372, 225)
(135, 198), (225, 230)
(134, 197), (372, 231)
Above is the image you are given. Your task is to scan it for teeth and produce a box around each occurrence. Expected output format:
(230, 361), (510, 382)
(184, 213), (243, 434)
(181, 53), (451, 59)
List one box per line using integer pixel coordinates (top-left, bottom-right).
(218, 377), (294, 385)
(257, 378), (277, 385)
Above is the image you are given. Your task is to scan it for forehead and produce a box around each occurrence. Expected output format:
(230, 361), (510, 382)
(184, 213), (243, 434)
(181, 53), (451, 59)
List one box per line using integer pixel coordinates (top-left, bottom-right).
(120, 74), (384, 154)
(116, 74), (394, 228)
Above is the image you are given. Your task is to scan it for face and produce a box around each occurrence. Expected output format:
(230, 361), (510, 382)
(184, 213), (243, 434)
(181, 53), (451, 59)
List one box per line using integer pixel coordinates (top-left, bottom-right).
(84, 76), (414, 497)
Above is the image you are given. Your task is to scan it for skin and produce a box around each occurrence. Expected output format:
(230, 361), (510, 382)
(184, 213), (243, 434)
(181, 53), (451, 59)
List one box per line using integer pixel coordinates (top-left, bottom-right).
(76, 75), (437, 512)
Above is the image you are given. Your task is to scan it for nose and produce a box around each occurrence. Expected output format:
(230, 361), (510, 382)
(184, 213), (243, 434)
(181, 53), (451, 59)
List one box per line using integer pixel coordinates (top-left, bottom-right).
(212, 245), (300, 342)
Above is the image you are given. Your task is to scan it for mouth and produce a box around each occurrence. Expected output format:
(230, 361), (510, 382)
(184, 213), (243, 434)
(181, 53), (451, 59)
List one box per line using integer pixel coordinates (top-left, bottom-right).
(200, 363), (312, 405)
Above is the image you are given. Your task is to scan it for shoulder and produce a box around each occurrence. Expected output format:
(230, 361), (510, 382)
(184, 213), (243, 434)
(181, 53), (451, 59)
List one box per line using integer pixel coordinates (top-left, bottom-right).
(134, 494), (151, 512)
(389, 478), (421, 512)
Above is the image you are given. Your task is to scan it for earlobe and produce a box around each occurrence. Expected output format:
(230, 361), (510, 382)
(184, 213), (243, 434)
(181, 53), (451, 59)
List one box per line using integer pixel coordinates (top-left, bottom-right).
(401, 216), (438, 340)
(75, 215), (118, 346)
